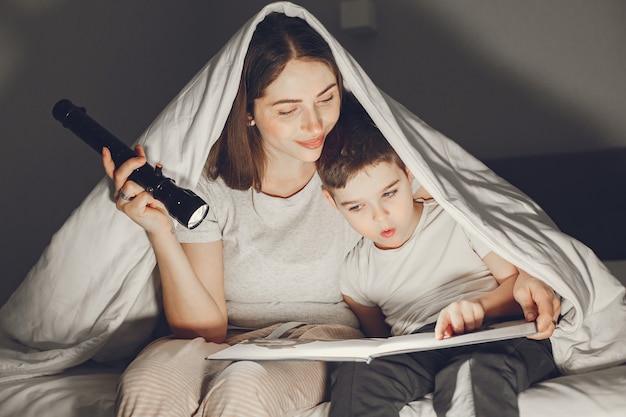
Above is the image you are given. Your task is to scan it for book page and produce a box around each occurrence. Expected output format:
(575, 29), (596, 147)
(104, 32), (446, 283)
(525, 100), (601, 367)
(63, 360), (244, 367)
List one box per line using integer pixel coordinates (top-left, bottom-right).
(368, 320), (537, 359)
(206, 319), (537, 362)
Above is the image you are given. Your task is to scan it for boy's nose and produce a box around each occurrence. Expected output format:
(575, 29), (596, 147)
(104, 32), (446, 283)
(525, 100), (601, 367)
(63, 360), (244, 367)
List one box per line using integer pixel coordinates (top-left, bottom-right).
(372, 205), (389, 222)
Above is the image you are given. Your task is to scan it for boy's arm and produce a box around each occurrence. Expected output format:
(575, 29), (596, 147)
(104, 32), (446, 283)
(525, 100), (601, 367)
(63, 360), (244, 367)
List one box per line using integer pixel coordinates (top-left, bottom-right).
(434, 251), (522, 339)
(343, 295), (391, 338)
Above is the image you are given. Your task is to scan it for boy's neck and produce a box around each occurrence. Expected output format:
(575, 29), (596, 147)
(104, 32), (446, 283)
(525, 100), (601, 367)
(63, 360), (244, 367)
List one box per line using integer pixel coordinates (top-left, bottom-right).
(409, 199), (424, 234)
(403, 200), (425, 244)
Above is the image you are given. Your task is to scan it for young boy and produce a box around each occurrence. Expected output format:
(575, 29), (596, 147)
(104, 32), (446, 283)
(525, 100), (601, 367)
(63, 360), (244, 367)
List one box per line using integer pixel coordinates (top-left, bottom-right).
(316, 96), (559, 417)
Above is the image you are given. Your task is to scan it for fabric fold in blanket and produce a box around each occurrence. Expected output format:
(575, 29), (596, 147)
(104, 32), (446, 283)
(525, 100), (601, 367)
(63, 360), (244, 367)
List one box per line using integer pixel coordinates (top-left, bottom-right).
(1, 1), (624, 382)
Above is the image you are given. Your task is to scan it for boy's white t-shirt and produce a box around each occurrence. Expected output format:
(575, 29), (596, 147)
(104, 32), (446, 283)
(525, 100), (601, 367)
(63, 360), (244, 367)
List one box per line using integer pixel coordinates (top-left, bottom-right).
(177, 173), (361, 330)
(340, 200), (497, 336)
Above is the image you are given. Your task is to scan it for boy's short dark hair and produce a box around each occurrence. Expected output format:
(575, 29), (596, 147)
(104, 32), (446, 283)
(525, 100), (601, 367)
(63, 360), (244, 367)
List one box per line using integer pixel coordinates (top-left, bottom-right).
(317, 93), (405, 193)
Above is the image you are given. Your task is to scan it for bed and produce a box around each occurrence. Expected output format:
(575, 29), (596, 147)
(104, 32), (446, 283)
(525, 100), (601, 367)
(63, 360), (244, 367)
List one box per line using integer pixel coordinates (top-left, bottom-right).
(1, 149), (624, 417)
(1, 2), (625, 416)
(2, 346), (626, 417)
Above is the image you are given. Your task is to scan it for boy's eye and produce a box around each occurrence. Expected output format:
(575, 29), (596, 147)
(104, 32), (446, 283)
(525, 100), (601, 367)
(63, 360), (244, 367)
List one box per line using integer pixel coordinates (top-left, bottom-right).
(382, 189), (398, 198)
(348, 204), (364, 212)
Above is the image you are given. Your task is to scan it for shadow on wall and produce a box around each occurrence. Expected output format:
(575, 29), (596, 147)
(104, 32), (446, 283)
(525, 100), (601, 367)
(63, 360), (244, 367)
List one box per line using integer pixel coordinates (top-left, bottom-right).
(485, 148), (626, 261)
(339, 1), (623, 158)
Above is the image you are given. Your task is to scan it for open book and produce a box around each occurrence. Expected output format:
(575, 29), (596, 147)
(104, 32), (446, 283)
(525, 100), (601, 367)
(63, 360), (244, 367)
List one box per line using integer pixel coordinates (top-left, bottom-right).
(206, 319), (537, 364)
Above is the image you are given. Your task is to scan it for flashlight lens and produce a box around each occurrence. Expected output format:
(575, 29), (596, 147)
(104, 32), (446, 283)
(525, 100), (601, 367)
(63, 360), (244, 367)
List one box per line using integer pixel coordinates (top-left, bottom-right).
(187, 204), (209, 229)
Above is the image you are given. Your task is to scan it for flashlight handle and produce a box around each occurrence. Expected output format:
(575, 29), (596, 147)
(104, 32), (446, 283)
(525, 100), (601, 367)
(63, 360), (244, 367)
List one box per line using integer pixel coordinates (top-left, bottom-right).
(52, 99), (208, 229)
(52, 99), (145, 168)
(52, 99), (168, 193)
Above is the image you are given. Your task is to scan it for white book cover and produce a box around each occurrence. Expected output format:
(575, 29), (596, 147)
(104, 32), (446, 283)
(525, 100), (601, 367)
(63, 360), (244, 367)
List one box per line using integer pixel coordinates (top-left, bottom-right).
(206, 319), (538, 364)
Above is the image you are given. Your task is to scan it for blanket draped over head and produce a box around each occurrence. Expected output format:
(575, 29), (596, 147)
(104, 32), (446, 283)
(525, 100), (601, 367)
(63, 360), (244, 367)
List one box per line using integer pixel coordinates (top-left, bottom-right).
(1, 1), (624, 382)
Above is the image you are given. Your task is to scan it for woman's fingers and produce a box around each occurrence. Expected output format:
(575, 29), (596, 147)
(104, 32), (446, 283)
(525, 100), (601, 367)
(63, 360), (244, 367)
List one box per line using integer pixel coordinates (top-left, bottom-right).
(117, 189), (172, 233)
(115, 181), (144, 209)
(103, 144), (173, 233)
(103, 144), (149, 202)
(113, 149), (146, 187)
(102, 147), (116, 179)
(527, 296), (561, 340)
(103, 144), (147, 189)
(514, 272), (561, 340)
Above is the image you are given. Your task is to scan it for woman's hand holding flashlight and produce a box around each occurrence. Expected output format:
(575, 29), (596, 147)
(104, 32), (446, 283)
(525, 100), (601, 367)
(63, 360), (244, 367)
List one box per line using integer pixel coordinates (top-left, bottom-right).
(102, 144), (173, 235)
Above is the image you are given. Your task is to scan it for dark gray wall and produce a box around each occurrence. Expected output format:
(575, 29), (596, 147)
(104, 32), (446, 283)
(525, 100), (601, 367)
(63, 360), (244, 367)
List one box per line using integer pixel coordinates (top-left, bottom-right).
(1, 0), (625, 305)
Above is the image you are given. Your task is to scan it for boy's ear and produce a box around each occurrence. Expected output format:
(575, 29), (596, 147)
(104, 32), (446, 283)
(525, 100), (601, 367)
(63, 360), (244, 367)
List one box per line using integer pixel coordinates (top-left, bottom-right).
(322, 189), (338, 210)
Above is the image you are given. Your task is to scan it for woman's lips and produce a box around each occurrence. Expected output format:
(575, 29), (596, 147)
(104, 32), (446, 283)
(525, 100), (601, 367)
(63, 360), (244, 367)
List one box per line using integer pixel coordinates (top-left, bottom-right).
(297, 135), (325, 149)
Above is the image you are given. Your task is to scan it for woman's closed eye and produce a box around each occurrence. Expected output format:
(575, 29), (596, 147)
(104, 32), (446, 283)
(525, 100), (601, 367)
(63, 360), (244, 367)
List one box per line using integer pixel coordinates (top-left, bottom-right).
(275, 93), (335, 117)
(317, 94), (335, 105)
(277, 107), (297, 117)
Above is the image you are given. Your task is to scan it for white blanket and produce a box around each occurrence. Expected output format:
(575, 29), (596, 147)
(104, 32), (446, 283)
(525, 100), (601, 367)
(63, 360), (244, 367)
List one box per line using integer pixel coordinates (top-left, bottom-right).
(1, 1), (624, 382)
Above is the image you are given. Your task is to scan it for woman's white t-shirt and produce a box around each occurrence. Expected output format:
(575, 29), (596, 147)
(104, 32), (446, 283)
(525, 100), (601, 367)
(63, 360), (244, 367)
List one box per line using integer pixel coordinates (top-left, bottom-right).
(177, 173), (361, 330)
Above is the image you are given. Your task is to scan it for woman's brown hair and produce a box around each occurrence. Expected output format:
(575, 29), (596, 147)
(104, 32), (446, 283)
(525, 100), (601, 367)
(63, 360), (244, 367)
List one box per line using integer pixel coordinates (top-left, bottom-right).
(206, 12), (343, 191)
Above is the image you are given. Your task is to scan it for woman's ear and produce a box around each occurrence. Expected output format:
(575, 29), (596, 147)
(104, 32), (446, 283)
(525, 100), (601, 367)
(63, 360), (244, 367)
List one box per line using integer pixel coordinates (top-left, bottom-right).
(322, 189), (338, 210)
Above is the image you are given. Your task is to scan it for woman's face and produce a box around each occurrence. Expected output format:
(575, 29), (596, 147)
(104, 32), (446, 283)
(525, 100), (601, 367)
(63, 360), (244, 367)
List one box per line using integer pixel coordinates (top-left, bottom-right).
(252, 59), (341, 164)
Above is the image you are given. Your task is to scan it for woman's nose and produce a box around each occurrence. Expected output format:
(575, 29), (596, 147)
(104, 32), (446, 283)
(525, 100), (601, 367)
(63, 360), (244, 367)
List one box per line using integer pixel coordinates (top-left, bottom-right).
(301, 108), (323, 134)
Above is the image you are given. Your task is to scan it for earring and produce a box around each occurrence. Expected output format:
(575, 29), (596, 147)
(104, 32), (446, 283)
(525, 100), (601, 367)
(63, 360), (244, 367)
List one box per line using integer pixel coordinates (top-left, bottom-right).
(246, 115), (256, 127)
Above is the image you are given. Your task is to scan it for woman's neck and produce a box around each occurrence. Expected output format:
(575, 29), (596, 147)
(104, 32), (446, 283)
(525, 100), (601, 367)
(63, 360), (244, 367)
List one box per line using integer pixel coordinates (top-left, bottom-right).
(261, 161), (317, 198)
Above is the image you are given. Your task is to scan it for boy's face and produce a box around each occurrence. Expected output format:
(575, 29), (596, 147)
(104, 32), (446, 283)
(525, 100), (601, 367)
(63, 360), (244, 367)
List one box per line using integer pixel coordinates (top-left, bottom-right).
(324, 162), (421, 250)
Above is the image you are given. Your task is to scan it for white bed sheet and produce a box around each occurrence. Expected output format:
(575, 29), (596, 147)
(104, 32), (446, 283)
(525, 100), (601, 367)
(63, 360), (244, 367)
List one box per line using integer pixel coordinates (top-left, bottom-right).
(304, 364), (626, 417)
(1, 359), (624, 417)
(1, 259), (623, 417)
(0, 364), (119, 417)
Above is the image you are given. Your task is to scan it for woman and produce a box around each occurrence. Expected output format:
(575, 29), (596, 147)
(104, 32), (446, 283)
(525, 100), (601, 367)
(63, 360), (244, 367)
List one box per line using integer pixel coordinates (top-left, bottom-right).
(104, 8), (560, 417)
(106, 12), (363, 417)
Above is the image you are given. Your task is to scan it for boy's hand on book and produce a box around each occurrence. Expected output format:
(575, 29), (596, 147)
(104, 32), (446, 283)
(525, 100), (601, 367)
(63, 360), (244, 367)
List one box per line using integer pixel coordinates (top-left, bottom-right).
(435, 300), (485, 340)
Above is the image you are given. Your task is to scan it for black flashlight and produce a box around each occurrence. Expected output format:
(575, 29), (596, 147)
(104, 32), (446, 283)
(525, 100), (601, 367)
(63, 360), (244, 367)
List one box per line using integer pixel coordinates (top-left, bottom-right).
(52, 99), (209, 229)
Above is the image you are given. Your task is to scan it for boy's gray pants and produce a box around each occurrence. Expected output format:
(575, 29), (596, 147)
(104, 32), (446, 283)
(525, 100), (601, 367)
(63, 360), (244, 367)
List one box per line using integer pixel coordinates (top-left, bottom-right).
(329, 333), (558, 417)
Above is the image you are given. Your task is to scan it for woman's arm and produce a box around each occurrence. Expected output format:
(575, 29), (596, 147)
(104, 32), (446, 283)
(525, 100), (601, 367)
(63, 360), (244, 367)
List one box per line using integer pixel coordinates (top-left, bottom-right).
(476, 251), (524, 317)
(483, 252), (561, 339)
(103, 145), (228, 343)
(343, 295), (390, 338)
(150, 233), (228, 342)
